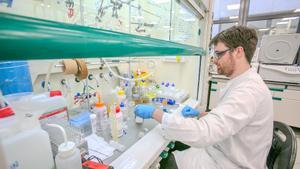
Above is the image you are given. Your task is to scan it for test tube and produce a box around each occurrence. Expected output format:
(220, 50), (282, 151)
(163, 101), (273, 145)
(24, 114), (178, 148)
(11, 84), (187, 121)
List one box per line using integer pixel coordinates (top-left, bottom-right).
(90, 114), (97, 134)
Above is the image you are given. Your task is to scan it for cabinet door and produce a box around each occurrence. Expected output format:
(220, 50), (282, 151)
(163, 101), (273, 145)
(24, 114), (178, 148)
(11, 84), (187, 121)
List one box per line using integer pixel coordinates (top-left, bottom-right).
(272, 89), (300, 100)
(208, 80), (227, 109)
(209, 88), (219, 109)
(269, 85), (300, 127)
(273, 98), (300, 128)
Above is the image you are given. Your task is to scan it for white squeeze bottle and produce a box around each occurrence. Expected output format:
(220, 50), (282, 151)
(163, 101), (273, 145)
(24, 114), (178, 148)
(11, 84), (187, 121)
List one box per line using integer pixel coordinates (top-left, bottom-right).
(115, 105), (123, 137)
(93, 93), (107, 135)
(56, 141), (82, 169)
(47, 124), (82, 169)
(120, 102), (128, 121)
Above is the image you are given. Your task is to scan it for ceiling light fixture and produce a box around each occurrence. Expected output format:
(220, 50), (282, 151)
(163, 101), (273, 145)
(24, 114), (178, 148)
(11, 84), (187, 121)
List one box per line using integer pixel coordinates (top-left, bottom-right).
(258, 28), (269, 31)
(282, 17), (298, 20)
(153, 0), (170, 4)
(229, 16), (238, 19)
(227, 3), (240, 10)
(276, 21), (288, 25)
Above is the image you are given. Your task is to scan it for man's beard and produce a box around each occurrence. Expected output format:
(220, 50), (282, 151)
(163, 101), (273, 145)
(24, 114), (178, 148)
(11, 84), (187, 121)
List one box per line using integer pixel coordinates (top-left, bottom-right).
(217, 54), (235, 77)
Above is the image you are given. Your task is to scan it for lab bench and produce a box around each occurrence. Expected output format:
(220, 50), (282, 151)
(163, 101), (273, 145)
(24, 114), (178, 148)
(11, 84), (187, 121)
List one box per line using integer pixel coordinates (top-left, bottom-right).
(68, 105), (161, 164)
(109, 100), (198, 169)
(44, 103), (179, 169)
(104, 113), (159, 164)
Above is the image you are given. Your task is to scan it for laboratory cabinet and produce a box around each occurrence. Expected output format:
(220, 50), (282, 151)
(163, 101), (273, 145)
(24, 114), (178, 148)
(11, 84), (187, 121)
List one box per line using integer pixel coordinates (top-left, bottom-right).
(207, 78), (300, 128)
(206, 78), (228, 109)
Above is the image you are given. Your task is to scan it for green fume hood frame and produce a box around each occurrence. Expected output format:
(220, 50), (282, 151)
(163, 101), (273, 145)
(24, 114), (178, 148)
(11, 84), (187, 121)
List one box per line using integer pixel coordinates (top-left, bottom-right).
(0, 12), (205, 61)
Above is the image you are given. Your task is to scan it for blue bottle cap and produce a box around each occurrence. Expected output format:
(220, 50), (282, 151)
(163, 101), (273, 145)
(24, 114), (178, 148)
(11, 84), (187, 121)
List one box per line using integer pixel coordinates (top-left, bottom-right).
(159, 98), (164, 102)
(167, 99), (176, 105)
(120, 102), (125, 107)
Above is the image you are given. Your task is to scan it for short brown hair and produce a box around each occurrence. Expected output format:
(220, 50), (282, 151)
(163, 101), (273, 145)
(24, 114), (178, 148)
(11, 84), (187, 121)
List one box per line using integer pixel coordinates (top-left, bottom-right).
(210, 26), (258, 63)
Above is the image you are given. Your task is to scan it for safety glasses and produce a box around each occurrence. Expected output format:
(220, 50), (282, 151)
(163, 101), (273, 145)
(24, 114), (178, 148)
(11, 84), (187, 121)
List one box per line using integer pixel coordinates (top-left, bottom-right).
(213, 48), (231, 59)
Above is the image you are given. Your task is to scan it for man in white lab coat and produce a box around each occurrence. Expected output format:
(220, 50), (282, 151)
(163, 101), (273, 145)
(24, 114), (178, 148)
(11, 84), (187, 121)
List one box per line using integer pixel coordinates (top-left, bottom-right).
(135, 26), (273, 169)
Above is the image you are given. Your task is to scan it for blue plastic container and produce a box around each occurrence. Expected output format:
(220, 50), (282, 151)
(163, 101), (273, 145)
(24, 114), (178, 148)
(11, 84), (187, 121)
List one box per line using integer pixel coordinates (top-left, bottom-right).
(0, 61), (33, 95)
(69, 112), (92, 137)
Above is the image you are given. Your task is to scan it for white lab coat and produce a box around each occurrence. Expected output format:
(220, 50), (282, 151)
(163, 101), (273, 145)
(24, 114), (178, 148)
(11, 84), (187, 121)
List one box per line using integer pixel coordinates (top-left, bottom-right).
(161, 68), (273, 169)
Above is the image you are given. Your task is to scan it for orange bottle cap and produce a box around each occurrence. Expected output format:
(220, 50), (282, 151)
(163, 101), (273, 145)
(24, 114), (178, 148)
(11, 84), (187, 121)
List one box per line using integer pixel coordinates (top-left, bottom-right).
(95, 92), (105, 107)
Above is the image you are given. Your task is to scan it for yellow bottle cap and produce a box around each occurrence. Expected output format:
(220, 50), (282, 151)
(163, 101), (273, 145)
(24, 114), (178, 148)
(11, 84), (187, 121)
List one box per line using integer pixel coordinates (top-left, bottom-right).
(117, 90), (125, 95)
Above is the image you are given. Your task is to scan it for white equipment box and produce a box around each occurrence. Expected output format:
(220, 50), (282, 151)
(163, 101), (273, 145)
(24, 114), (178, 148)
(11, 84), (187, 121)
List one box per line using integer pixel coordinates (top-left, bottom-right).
(258, 34), (300, 64)
(259, 64), (300, 84)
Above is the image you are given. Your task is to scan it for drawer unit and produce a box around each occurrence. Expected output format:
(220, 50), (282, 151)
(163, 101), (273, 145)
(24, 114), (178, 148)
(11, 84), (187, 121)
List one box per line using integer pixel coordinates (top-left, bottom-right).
(267, 84), (300, 128)
(273, 99), (300, 128)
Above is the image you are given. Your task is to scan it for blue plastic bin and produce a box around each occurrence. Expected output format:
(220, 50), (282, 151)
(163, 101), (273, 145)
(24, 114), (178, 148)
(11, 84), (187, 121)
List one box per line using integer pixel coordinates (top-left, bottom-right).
(0, 61), (33, 95)
(69, 112), (92, 137)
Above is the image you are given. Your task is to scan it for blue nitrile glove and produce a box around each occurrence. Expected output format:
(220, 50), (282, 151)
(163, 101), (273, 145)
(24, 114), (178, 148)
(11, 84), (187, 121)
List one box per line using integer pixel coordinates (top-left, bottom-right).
(181, 106), (200, 117)
(134, 104), (156, 119)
